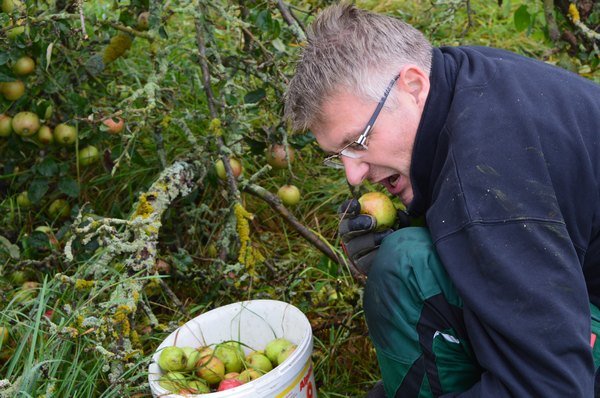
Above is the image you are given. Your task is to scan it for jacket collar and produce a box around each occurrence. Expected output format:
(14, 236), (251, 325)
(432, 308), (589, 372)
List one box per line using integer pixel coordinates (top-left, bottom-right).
(408, 47), (455, 216)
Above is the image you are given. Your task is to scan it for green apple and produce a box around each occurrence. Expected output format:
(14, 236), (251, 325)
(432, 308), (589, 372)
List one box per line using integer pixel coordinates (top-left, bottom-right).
(277, 344), (297, 365)
(238, 368), (262, 383)
(16, 191), (31, 208)
(245, 352), (272, 373)
(6, 24), (25, 40)
(158, 371), (187, 392)
(197, 346), (214, 358)
(78, 145), (100, 166)
(215, 158), (243, 180)
(1, 80), (25, 101)
(13, 56), (35, 76)
(37, 125), (53, 145)
(196, 355), (225, 385)
(224, 372), (240, 379)
(181, 346), (201, 372)
(358, 191), (397, 231)
(277, 185), (301, 206)
(215, 344), (243, 373)
(47, 199), (70, 220)
(0, 114), (12, 137)
(183, 379), (210, 394)
(53, 123), (77, 145)
(158, 346), (186, 372)
(265, 338), (294, 365)
(11, 111), (40, 136)
(1, 0), (24, 13)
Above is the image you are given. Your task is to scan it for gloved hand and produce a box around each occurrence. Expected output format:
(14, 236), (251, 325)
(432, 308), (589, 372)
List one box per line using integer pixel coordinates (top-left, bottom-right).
(338, 198), (410, 276)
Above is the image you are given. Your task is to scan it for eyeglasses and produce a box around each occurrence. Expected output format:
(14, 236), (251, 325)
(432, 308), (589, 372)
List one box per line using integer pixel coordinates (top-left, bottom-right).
(323, 74), (401, 169)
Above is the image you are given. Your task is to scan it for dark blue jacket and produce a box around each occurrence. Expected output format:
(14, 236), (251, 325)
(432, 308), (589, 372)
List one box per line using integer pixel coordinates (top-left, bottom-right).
(409, 46), (600, 397)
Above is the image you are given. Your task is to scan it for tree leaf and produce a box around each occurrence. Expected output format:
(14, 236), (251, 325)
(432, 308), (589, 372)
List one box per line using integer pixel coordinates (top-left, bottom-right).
(28, 178), (49, 203)
(244, 88), (266, 104)
(514, 5), (531, 32)
(58, 178), (80, 198)
(36, 158), (59, 177)
(0, 236), (20, 260)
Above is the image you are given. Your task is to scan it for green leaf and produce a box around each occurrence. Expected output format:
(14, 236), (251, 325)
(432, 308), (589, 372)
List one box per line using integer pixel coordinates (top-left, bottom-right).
(58, 178), (80, 198)
(0, 53), (10, 65)
(514, 5), (531, 32)
(255, 10), (273, 32)
(36, 158), (59, 177)
(271, 38), (287, 53)
(0, 236), (20, 260)
(244, 88), (266, 104)
(28, 178), (49, 203)
(25, 231), (50, 250)
(0, 71), (15, 82)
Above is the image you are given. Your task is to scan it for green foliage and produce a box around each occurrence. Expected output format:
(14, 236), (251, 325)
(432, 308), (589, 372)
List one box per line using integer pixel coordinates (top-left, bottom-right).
(0, 1), (598, 397)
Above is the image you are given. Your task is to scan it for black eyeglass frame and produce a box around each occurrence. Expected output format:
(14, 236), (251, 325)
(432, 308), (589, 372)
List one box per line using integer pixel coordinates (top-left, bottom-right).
(323, 74), (401, 169)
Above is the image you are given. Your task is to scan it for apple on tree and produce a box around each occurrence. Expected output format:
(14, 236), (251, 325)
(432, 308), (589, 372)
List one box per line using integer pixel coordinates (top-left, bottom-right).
(13, 56), (35, 76)
(1, 80), (25, 101)
(277, 185), (301, 206)
(215, 158), (243, 180)
(266, 144), (295, 169)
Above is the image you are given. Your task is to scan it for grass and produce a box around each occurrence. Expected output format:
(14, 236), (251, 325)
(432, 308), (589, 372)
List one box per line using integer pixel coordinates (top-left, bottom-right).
(0, 0), (597, 397)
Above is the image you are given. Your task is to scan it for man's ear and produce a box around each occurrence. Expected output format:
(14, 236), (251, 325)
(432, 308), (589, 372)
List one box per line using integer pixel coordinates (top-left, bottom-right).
(399, 66), (430, 108)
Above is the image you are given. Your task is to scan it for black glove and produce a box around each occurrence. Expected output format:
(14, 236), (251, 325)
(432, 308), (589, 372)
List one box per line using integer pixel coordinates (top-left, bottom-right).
(338, 198), (410, 276)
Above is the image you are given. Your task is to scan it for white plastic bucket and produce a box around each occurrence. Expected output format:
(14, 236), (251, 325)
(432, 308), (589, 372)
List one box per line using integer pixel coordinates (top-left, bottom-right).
(148, 299), (318, 398)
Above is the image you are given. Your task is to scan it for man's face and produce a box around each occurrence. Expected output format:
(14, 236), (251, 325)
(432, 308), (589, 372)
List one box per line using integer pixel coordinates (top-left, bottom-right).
(311, 69), (429, 207)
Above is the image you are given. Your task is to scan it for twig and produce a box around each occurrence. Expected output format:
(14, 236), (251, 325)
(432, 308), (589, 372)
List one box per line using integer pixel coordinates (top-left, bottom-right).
(77, 0), (88, 39)
(194, 12), (240, 200)
(275, 0), (306, 41)
(542, 0), (561, 42)
(100, 21), (155, 40)
(158, 277), (190, 317)
(243, 182), (343, 266)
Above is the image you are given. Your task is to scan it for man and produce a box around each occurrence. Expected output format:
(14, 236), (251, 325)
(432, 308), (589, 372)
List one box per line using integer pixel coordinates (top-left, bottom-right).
(284, 2), (600, 397)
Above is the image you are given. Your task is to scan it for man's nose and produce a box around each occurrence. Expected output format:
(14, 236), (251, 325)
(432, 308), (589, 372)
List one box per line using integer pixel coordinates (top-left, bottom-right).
(342, 157), (369, 186)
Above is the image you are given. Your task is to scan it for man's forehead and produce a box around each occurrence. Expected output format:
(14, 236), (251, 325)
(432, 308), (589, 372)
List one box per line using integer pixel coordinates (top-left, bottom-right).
(314, 92), (366, 150)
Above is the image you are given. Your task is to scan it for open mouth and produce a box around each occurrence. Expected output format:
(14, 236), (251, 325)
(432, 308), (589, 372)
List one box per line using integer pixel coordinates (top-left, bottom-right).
(379, 174), (404, 196)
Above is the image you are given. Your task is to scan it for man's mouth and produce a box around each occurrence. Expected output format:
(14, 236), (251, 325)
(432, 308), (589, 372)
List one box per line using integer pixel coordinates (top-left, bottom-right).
(379, 174), (404, 196)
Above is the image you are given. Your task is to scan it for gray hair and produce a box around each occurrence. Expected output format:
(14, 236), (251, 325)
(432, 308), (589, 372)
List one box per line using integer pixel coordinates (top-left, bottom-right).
(284, 2), (433, 132)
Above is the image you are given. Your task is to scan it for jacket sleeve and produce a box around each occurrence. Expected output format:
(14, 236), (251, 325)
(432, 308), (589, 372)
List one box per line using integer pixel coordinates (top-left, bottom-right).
(435, 221), (594, 397)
